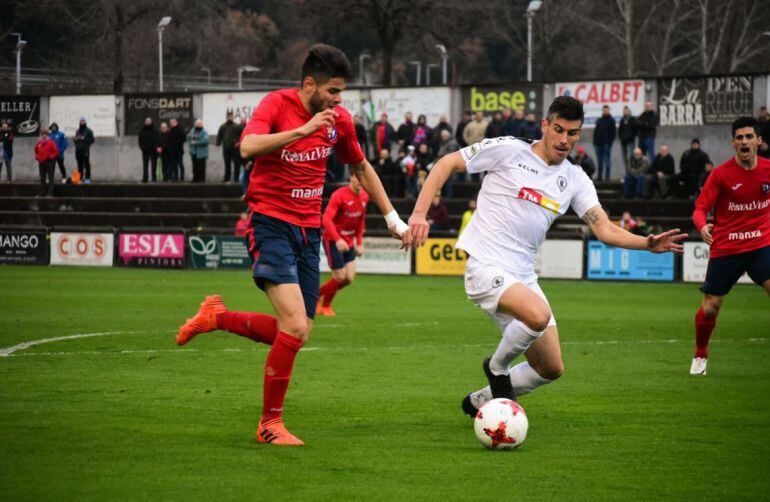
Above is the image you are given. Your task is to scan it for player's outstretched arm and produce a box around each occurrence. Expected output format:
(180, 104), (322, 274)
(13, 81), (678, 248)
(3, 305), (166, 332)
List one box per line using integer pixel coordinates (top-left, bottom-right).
(350, 161), (409, 245)
(240, 109), (338, 159)
(408, 151), (467, 247)
(582, 205), (687, 254)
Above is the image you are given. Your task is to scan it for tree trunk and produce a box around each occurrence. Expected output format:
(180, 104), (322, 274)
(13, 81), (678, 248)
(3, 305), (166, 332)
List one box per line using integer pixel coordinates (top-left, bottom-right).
(381, 34), (393, 87)
(113, 4), (124, 94)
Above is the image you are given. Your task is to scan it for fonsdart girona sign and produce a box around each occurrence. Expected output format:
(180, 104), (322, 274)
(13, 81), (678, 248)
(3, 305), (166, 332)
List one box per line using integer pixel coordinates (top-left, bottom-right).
(118, 233), (185, 268)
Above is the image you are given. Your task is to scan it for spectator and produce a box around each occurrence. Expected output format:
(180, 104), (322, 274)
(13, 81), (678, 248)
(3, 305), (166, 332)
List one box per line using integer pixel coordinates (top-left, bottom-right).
(34, 130), (59, 197)
(574, 146), (596, 179)
(400, 144), (418, 199)
(0, 122), (12, 182)
(412, 114), (431, 146)
(618, 106), (637, 170)
(49, 123), (68, 182)
(455, 111), (471, 148)
(372, 113), (395, 154)
(397, 112), (416, 149)
(187, 119), (209, 183)
(509, 109), (526, 137)
(647, 144), (675, 198)
(462, 111), (487, 147)
(73, 116), (95, 183)
(637, 100), (658, 163)
(430, 113), (452, 155)
(168, 118), (186, 182)
(427, 191), (451, 231)
(373, 147), (402, 197)
(436, 129), (459, 198)
(759, 141), (770, 159)
(459, 198), (476, 235)
(234, 212), (249, 237)
(157, 121), (175, 182)
(757, 106), (770, 144)
(624, 147), (650, 198)
(593, 105), (617, 181)
(216, 112), (241, 182)
(414, 142), (434, 191)
(519, 113), (542, 140)
(677, 138), (712, 198)
(616, 211), (646, 235)
(232, 117), (245, 183)
(138, 117), (158, 183)
(485, 110), (506, 138)
(353, 114), (368, 158)
(240, 158), (254, 196)
(500, 108), (515, 136)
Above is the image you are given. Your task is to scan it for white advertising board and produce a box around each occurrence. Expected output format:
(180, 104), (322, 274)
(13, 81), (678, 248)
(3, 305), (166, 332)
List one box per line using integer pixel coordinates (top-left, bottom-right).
(202, 90), (363, 132)
(49, 95), (116, 137)
(320, 236), (411, 275)
(367, 87), (451, 127)
(534, 240), (584, 279)
(50, 232), (114, 267)
(682, 242), (751, 284)
(554, 80), (645, 127)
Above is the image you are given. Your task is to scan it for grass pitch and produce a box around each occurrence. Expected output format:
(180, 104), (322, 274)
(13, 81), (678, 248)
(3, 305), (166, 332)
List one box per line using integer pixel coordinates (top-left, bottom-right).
(1, 266), (769, 501)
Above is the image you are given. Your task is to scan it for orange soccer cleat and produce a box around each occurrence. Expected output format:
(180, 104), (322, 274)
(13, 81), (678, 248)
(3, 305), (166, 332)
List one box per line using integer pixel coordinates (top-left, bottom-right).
(321, 305), (336, 317)
(256, 419), (304, 446)
(315, 297), (325, 316)
(176, 295), (227, 346)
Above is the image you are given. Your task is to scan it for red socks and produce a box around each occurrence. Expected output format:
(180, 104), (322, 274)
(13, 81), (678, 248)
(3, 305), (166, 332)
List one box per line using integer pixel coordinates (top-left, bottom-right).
(694, 307), (717, 358)
(261, 332), (303, 423)
(216, 311), (277, 345)
(319, 278), (346, 307)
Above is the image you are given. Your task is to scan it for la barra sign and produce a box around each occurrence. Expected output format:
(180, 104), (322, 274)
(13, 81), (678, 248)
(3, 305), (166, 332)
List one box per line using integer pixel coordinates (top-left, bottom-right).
(118, 233), (185, 268)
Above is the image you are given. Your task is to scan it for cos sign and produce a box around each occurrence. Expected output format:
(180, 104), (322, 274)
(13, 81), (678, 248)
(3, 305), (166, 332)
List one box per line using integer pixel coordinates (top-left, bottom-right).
(50, 232), (114, 266)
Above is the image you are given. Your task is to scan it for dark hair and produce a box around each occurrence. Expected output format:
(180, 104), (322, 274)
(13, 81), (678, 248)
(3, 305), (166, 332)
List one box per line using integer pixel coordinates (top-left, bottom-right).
(301, 44), (353, 83)
(732, 116), (759, 137)
(547, 96), (584, 123)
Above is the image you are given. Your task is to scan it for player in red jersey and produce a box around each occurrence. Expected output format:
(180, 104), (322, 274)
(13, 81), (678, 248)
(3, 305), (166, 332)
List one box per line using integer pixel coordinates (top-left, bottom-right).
(690, 116), (770, 375)
(317, 176), (369, 316)
(175, 44), (409, 445)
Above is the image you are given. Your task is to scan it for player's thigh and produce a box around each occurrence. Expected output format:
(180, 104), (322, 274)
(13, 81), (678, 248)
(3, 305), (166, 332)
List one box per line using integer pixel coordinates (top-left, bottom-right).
(745, 246), (770, 293)
(331, 267), (347, 283)
(497, 283), (552, 332)
(265, 282), (313, 341)
(524, 326), (563, 380)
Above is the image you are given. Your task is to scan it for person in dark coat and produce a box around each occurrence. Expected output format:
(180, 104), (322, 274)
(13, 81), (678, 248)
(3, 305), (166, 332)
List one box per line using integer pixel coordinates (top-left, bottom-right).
(484, 111), (506, 139)
(618, 106), (637, 170)
(677, 138), (712, 198)
(73, 116), (95, 183)
(593, 105), (617, 181)
(637, 101), (658, 163)
(647, 144), (675, 198)
(138, 117), (159, 183)
(397, 112), (416, 149)
(574, 146), (596, 179)
(168, 118), (187, 182)
(216, 112), (242, 182)
(519, 113), (542, 140)
(157, 122), (174, 182)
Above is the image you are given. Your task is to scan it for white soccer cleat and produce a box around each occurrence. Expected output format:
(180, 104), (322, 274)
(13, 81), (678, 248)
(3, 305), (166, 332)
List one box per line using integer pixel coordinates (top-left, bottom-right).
(689, 357), (708, 376)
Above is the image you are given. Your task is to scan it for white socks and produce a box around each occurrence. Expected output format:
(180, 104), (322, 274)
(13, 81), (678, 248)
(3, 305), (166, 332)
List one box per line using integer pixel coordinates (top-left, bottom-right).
(489, 320), (544, 376)
(469, 362), (552, 409)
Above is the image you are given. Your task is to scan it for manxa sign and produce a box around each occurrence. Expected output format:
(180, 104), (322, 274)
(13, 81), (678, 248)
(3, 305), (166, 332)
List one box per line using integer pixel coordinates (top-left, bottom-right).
(118, 233), (185, 268)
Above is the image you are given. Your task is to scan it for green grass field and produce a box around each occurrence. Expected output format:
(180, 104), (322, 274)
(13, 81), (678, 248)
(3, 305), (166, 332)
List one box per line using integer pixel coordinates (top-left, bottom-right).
(1, 266), (769, 501)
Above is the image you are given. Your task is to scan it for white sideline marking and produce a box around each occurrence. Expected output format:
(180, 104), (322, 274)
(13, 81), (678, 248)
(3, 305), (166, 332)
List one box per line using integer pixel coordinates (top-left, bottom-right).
(1, 337), (766, 358)
(0, 331), (138, 357)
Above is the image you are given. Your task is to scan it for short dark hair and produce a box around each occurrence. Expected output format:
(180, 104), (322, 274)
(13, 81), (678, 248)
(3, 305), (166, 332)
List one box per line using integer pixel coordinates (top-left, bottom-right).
(732, 116), (759, 137)
(547, 96), (584, 123)
(301, 44), (353, 84)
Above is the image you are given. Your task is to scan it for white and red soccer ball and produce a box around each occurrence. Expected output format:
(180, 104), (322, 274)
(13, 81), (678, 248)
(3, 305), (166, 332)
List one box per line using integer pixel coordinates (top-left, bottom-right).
(473, 398), (528, 450)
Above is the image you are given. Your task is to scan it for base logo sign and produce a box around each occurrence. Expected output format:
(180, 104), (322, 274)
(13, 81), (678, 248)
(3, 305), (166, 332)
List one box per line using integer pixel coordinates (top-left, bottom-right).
(188, 235), (251, 269)
(118, 233), (185, 268)
(50, 232), (114, 267)
(416, 238), (467, 276)
(587, 240), (674, 281)
(0, 230), (49, 265)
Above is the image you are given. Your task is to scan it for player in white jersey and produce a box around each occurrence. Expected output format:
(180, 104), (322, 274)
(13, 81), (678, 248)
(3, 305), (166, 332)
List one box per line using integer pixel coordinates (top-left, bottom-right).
(407, 96), (687, 416)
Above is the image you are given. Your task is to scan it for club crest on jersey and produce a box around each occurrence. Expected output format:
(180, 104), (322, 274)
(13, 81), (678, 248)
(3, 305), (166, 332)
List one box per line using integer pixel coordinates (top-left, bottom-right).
(492, 276), (504, 288)
(325, 125), (338, 144)
(557, 176), (568, 192)
(762, 182), (770, 194)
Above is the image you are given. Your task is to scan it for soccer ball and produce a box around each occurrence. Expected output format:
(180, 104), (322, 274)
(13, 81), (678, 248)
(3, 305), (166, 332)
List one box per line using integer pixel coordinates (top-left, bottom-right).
(473, 398), (528, 450)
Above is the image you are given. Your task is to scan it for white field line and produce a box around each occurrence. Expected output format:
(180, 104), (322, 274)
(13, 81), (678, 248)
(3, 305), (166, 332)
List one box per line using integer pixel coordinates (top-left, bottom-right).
(0, 331), (139, 357)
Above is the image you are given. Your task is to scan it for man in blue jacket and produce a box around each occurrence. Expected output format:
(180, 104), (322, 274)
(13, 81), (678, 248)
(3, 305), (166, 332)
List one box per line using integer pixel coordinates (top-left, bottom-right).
(49, 123), (69, 182)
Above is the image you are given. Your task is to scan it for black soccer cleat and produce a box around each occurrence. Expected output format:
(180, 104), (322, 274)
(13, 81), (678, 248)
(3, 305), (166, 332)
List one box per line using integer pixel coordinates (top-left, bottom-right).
(461, 394), (478, 418)
(483, 356), (515, 399)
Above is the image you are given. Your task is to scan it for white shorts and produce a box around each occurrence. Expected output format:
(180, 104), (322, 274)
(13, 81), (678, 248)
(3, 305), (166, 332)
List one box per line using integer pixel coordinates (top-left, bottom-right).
(464, 256), (556, 331)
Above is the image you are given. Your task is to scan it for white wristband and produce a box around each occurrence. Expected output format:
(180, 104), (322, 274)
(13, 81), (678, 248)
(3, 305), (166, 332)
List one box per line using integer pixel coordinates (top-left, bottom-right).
(384, 210), (401, 227)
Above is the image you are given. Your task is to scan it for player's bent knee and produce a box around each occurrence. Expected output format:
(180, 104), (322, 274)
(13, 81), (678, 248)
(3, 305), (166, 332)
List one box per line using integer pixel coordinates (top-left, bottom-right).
(280, 316), (311, 340)
(523, 310), (551, 333)
(538, 361), (564, 381)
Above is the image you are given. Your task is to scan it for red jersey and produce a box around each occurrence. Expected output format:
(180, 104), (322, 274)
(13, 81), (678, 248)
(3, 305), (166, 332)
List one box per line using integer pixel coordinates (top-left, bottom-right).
(34, 139), (59, 162)
(241, 89), (365, 227)
(322, 186), (369, 246)
(693, 156), (770, 258)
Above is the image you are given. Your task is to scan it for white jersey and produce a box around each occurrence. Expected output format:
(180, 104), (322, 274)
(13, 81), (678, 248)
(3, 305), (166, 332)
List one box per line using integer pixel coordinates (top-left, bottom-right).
(456, 137), (599, 278)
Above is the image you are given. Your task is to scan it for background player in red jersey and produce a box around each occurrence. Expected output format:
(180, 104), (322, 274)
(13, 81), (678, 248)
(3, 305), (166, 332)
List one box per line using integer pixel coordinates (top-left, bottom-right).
(690, 116), (770, 375)
(317, 176), (369, 316)
(175, 44), (409, 445)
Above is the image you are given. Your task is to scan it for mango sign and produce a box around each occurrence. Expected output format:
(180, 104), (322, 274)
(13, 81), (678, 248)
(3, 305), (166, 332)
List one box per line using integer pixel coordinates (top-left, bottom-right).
(463, 85), (541, 114)
(555, 80), (645, 127)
